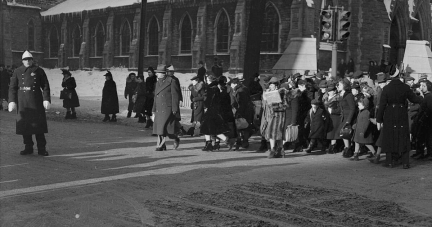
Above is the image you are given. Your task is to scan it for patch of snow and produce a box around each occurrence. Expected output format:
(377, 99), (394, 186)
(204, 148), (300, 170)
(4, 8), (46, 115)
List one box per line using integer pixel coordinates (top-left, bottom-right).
(41, 0), (162, 16)
(383, 0), (393, 21)
(408, 0), (415, 17)
(306, 0), (314, 8)
(7, 1), (41, 10)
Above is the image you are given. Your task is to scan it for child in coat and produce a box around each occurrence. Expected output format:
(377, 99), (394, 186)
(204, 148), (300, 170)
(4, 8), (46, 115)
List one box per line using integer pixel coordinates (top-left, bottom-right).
(304, 99), (328, 153)
(351, 98), (376, 161)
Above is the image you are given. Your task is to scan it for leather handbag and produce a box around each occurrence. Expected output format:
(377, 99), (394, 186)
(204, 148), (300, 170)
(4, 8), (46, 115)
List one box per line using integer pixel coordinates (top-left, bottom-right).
(60, 89), (72, 100)
(285, 125), (299, 142)
(340, 123), (353, 139)
(235, 118), (249, 130)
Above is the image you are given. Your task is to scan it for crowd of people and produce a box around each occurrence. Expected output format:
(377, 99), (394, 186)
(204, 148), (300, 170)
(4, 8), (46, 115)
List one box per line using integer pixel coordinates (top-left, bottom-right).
(3, 52), (432, 170)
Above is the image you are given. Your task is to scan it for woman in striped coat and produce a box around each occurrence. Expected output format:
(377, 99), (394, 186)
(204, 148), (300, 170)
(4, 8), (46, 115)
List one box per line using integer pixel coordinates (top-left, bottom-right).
(260, 77), (287, 158)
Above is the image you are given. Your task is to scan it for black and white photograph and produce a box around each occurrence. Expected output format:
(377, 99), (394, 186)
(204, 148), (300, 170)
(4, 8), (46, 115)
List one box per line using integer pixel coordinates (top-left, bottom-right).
(1, 0), (432, 226)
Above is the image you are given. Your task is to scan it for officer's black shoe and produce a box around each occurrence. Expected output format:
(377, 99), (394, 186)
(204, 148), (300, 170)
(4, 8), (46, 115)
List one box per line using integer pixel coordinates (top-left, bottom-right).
(70, 112), (77, 119)
(102, 115), (110, 122)
(38, 150), (49, 156)
(20, 149), (34, 155)
(109, 115), (117, 122)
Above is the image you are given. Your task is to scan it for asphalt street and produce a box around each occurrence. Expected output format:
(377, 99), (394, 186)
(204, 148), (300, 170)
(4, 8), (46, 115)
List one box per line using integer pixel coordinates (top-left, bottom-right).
(0, 99), (432, 226)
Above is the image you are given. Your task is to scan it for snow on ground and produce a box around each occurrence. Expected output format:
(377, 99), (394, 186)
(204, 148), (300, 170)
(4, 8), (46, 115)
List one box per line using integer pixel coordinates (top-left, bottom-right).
(45, 67), (203, 98)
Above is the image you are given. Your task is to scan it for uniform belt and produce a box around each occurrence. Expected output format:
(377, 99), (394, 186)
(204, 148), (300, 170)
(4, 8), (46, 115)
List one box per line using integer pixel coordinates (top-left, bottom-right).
(19, 87), (31, 91)
(388, 104), (405, 108)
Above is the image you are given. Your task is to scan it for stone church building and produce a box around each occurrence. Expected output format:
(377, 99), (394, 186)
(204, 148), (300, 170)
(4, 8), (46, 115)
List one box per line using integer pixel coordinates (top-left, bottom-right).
(1, 0), (431, 73)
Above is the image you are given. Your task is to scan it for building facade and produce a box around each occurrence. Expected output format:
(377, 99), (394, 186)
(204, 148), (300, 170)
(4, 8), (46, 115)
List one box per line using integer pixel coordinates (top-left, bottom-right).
(1, 0), (431, 73)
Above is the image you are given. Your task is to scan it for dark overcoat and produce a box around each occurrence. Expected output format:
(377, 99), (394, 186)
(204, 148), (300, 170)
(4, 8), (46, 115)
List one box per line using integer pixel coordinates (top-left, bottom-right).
(152, 76), (181, 136)
(305, 107), (328, 139)
(189, 81), (205, 122)
(353, 109), (373, 144)
(376, 79), (422, 156)
(0, 70), (10, 100)
(61, 77), (80, 108)
(9, 65), (50, 135)
(200, 81), (230, 135)
(337, 91), (356, 134)
(101, 80), (119, 114)
(283, 88), (300, 128)
(133, 82), (146, 114)
(324, 94), (342, 139)
(144, 75), (157, 115)
(407, 101), (420, 132)
(231, 84), (254, 126)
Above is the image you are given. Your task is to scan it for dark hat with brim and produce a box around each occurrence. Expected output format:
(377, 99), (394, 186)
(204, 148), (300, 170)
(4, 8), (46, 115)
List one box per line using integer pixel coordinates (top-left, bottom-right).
(412, 83), (420, 89)
(61, 69), (71, 75)
(326, 85), (336, 92)
(230, 77), (240, 84)
(345, 72), (354, 78)
(311, 99), (321, 105)
(318, 80), (327, 88)
(104, 71), (113, 77)
(297, 79), (307, 86)
(155, 65), (168, 73)
(316, 72), (324, 79)
(404, 76), (415, 81)
(351, 82), (360, 89)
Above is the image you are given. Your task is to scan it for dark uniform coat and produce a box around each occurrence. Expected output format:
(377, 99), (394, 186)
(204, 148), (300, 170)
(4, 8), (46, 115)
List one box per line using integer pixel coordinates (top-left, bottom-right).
(152, 76), (181, 136)
(9, 65), (51, 135)
(61, 77), (80, 108)
(376, 79), (422, 159)
(305, 107), (328, 139)
(133, 82), (146, 114)
(189, 81), (205, 122)
(101, 80), (119, 114)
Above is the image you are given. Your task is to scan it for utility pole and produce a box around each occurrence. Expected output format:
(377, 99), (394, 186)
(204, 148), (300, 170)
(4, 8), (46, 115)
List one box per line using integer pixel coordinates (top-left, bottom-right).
(138, 0), (148, 77)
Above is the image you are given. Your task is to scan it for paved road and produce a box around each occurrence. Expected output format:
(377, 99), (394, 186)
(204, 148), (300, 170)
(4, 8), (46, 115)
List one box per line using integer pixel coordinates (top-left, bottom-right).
(1, 105), (432, 226)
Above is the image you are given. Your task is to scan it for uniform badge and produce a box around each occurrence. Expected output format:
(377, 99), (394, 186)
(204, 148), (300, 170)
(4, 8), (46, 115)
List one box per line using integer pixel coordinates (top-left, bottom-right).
(31, 72), (36, 77)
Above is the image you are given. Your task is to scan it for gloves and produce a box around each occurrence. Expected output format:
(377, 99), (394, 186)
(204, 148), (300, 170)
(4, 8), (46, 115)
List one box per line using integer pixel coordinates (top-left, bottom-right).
(43, 101), (50, 110)
(8, 102), (16, 112)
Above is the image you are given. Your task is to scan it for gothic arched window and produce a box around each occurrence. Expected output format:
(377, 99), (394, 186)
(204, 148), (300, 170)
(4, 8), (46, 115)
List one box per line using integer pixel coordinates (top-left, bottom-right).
(72, 26), (82, 57)
(49, 26), (59, 58)
(120, 20), (131, 55)
(261, 3), (279, 52)
(95, 22), (105, 57)
(148, 17), (159, 55)
(180, 15), (192, 54)
(216, 11), (229, 53)
(28, 20), (35, 50)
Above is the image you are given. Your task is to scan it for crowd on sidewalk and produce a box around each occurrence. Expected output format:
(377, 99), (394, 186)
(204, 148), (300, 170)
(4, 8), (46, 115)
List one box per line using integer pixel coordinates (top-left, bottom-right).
(2, 52), (432, 170)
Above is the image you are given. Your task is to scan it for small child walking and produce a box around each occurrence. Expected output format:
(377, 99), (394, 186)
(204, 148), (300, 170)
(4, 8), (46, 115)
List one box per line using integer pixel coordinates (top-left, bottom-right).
(352, 98), (376, 161)
(304, 99), (328, 153)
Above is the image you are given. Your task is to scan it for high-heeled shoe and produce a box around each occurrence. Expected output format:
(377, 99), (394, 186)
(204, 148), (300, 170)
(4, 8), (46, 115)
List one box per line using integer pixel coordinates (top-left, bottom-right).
(155, 144), (167, 151)
(351, 153), (359, 161)
(202, 141), (213, 151)
(268, 148), (277, 159)
(368, 155), (380, 164)
(213, 141), (220, 151)
(173, 138), (180, 150)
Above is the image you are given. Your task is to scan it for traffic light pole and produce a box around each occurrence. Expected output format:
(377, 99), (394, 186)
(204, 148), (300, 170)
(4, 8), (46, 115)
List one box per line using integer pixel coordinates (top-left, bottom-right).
(331, 42), (337, 78)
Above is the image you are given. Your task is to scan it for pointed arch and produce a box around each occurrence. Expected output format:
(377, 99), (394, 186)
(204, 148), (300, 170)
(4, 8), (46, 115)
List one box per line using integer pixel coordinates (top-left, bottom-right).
(72, 24), (82, 57)
(49, 26), (59, 58)
(261, 2), (280, 52)
(179, 13), (193, 54)
(28, 19), (35, 51)
(94, 21), (105, 57)
(120, 19), (132, 55)
(147, 16), (160, 56)
(214, 8), (231, 53)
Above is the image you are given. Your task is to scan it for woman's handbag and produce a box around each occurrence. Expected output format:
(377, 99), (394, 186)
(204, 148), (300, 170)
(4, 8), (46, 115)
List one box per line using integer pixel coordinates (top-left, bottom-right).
(285, 125), (299, 142)
(60, 89), (72, 100)
(340, 123), (353, 139)
(235, 118), (249, 130)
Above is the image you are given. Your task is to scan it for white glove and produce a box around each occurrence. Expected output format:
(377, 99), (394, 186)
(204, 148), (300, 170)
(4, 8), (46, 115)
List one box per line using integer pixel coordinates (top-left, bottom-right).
(8, 102), (16, 112)
(377, 123), (382, 131)
(151, 112), (155, 122)
(43, 101), (51, 110)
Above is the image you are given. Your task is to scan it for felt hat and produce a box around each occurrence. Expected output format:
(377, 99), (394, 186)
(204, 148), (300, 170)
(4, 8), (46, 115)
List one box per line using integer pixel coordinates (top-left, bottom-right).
(311, 99), (321, 105)
(386, 64), (399, 77)
(412, 83), (420, 89)
(297, 79), (307, 86)
(318, 80), (327, 88)
(22, 50), (33, 60)
(207, 74), (217, 82)
(155, 65), (168, 73)
(326, 85), (336, 92)
(61, 69), (71, 76)
(104, 71), (113, 78)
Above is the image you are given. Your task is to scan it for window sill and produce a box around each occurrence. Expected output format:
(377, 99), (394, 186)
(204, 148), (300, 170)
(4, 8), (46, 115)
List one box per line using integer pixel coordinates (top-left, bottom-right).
(89, 57), (103, 59)
(68, 57), (80, 59)
(45, 58), (58, 60)
(260, 52), (281, 54)
(214, 53), (230, 55)
(114, 56), (129, 58)
(145, 55), (158, 57)
(171, 54), (192, 57)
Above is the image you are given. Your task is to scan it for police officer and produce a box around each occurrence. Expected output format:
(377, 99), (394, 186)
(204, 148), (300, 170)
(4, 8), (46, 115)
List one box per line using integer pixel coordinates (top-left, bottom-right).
(8, 51), (51, 156)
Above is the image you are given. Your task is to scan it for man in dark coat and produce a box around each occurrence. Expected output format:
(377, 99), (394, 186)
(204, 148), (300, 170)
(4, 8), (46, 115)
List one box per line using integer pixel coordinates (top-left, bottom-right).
(197, 61), (206, 82)
(0, 64), (11, 111)
(8, 51), (51, 156)
(152, 65), (181, 151)
(294, 80), (312, 152)
(144, 67), (157, 128)
(376, 65), (423, 169)
(230, 78), (254, 149)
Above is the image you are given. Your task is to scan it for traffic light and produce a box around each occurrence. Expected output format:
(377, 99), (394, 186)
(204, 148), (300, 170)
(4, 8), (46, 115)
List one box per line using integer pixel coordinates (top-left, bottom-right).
(337, 11), (351, 41)
(320, 10), (334, 41)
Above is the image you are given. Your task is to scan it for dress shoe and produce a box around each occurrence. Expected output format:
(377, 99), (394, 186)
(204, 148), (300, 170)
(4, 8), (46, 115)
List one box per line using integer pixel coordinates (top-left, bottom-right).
(102, 115), (110, 122)
(144, 119), (153, 128)
(256, 140), (268, 153)
(155, 144), (167, 151)
(20, 149), (34, 155)
(173, 138), (180, 150)
(268, 148), (277, 159)
(274, 147), (285, 158)
(65, 111), (72, 119)
(403, 164), (410, 169)
(202, 141), (213, 151)
(351, 153), (359, 161)
(38, 150), (49, 156)
(368, 155), (380, 164)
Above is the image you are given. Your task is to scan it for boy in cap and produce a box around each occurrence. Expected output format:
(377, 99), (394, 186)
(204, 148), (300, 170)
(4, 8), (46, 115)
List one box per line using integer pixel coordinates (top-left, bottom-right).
(304, 99), (328, 153)
(8, 51), (51, 156)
